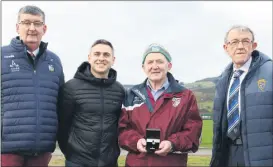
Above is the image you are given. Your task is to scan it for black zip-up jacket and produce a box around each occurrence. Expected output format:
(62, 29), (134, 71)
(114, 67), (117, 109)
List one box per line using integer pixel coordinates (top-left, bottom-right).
(57, 62), (125, 166)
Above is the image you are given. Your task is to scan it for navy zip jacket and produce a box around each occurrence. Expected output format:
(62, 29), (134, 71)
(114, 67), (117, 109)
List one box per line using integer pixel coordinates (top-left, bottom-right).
(211, 50), (272, 166)
(1, 37), (64, 154)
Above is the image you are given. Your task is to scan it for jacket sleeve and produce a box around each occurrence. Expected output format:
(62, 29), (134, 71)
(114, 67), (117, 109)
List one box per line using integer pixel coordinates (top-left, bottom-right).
(57, 83), (75, 155)
(118, 91), (144, 153)
(167, 91), (203, 153)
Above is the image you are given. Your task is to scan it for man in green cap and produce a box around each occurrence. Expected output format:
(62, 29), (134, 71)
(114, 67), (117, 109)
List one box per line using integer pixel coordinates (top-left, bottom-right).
(118, 43), (203, 166)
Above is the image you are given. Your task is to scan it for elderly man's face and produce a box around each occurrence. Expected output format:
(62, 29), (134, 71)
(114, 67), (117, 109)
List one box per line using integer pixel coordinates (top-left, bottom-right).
(223, 29), (257, 68)
(88, 44), (115, 78)
(142, 53), (172, 83)
(16, 14), (47, 51)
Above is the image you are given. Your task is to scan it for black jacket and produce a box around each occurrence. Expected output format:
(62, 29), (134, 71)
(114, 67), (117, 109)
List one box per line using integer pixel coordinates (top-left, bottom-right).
(57, 62), (125, 166)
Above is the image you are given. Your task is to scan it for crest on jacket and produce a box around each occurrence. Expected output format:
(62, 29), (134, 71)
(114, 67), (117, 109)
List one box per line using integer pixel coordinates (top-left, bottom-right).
(172, 97), (181, 107)
(48, 64), (54, 72)
(9, 60), (20, 72)
(257, 79), (266, 91)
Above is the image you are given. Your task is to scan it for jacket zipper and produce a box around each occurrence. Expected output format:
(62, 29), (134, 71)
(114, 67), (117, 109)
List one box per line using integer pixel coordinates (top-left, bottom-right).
(26, 47), (39, 155)
(34, 59), (39, 155)
(98, 85), (104, 166)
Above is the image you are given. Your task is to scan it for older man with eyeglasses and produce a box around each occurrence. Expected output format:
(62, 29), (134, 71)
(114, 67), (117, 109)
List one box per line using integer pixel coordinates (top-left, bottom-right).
(1, 5), (64, 166)
(210, 25), (273, 167)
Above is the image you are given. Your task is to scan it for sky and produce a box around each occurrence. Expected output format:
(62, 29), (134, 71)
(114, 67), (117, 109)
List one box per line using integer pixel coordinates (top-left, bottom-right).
(2, 1), (272, 84)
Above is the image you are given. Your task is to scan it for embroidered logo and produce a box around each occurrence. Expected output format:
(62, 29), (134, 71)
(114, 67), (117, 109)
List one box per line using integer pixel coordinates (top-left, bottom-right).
(48, 64), (54, 72)
(9, 60), (20, 72)
(133, 96), (142, 103)
(151, 46), (160, 52)
(257, 79), (266, 91)
(172, 97), (181, 107)
(4, 54), (14, 58)
(133, 89), (146, 101)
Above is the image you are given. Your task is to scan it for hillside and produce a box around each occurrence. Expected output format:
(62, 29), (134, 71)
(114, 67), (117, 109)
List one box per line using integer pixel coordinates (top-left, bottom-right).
(184, 81), (215, 113)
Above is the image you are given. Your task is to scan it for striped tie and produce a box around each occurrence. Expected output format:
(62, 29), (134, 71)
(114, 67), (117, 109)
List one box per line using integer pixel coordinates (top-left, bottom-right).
(227, 70), (244, 140)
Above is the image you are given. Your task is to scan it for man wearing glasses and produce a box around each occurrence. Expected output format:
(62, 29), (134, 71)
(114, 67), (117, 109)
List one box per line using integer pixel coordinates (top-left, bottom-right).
(1, 5), (64, 166)
(210, 25), (272, 167)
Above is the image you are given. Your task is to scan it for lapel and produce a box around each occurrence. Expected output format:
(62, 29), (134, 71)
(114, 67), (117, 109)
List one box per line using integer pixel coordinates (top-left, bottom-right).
(217, 66), (233, 136)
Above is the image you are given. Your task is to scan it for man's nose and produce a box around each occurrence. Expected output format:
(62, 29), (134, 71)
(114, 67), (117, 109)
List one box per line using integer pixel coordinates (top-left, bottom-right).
(98, 55), (105, 60)
(152, 64), (159, 69)
(29, 23), (36, 30)
(237, 41), (244, 48)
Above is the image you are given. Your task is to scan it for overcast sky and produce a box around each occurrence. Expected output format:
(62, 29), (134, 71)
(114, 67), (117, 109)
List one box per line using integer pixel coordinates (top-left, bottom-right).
(2, 1), (272, 84)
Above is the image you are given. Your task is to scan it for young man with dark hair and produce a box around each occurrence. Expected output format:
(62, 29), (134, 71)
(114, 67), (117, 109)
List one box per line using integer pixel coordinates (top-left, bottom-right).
(57, 39), (125, 167)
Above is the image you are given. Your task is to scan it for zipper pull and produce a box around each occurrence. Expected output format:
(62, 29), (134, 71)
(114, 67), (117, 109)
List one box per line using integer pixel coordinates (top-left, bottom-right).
(34, 70), (36, 74)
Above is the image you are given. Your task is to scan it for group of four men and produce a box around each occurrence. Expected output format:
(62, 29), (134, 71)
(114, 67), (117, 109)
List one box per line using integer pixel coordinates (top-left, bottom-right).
(1, 5), (272, 167)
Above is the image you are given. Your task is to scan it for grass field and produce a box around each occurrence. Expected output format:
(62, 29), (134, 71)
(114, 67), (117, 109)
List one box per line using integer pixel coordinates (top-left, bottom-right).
(49, 155), (211, 166)
(200, 120), (213, 148)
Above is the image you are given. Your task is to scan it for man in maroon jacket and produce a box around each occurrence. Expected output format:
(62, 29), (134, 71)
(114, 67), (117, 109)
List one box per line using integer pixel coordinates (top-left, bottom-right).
(118, 43), (203, 167)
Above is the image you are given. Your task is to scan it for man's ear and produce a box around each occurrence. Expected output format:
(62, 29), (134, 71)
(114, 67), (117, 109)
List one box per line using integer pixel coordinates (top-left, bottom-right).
(223, 44), (228, 53)
(252, 42), (258, 50)
(43, 24), (47, 35)
(168, 62), (172, 71)
(142, 64), (145, 72)
(111, 56), (116, 66)
(88, 54), (91, 62)
(16, 24), (19, 34)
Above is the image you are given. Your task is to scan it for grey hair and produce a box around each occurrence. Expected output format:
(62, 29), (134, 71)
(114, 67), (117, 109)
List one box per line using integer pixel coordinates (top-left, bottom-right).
(224, 25), (255, 43)
(17, 5), (45, 23)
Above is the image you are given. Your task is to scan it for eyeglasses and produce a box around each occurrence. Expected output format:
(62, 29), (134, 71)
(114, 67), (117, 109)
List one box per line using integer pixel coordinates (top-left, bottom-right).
(18, 20), (44, 28)
(227, 39), (253, 47)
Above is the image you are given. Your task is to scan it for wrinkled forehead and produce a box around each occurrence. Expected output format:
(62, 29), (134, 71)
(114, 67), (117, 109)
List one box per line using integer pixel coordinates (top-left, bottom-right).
(18, 13), (43, 22)
(227, 29), (253, 41)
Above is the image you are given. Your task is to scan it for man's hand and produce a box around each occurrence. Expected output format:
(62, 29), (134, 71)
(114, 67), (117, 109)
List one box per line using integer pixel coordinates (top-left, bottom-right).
(137, 138), (147, 153)
(154, 140), (172, 156)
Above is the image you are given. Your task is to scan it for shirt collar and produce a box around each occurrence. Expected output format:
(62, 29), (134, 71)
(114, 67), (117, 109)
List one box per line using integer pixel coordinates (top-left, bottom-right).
(146, 78), (170, 91)
(27, 47), (40, 57)
(233, 56), (252, 73)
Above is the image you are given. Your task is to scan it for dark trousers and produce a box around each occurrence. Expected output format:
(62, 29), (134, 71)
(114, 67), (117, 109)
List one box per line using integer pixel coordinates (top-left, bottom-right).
(1, 153), (52, 167)
(227, 139), (245, 167)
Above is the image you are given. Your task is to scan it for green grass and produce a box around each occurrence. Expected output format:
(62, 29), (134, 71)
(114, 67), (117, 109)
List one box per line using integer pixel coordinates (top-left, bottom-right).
(118, 155), (211, 166)
(198, 101), (213, 112)
(200, 120), (213, 148)
(188, 155), (211, 166)
(49, 155), (211, 166)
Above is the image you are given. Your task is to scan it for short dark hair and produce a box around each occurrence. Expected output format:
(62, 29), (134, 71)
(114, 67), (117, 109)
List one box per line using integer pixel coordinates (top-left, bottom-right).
(91, 39), (114, 50)
(18, 5), (45, 23)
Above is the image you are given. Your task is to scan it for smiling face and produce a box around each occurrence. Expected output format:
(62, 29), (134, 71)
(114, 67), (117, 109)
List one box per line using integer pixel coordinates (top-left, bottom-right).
(88, 44), (115, 78)
(223, 28), (257, 68)
(16, 13), (47, 51)
(142, 52), (172, 84)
